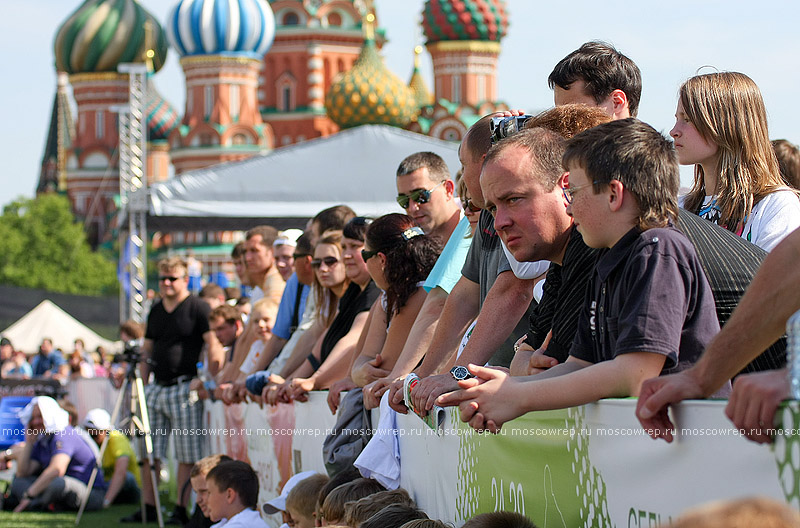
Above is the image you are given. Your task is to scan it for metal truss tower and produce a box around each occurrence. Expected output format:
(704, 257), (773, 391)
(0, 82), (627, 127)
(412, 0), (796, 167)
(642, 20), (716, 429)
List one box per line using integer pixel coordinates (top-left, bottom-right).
(116, 63), (148, 324)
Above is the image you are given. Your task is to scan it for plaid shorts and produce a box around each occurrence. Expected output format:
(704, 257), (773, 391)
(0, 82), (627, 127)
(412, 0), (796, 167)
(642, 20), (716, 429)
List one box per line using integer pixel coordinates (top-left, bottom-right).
(141, 381), (205, 463)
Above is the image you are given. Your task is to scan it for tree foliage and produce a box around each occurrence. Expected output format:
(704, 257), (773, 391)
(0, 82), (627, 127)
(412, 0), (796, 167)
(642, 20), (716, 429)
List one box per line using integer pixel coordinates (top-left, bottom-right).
(0, 194), (118, 295)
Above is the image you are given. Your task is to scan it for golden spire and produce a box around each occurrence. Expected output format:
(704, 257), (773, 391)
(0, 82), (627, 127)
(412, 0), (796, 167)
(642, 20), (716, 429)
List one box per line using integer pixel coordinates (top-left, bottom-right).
(414, 45), (423, 69)
(144, 20), (155, 72)
(364, 13), (375, 41)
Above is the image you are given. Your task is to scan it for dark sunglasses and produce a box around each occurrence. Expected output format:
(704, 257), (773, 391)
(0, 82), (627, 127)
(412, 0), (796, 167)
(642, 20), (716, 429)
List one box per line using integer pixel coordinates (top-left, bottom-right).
(361, 249), (379, 261)
(396, 181), (444, 209)
(311, 256), (339, 269)
(158, 276), (184, 283)
(462, 197), (481, 213)
(292, 253), (311, 259)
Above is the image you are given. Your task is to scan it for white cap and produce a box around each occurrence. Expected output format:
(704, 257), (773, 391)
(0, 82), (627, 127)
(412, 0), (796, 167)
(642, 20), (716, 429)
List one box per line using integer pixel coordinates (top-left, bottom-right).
(262, 470), (317, 514)
(82, 408), (112, 430)
(273, 229), (304, 248)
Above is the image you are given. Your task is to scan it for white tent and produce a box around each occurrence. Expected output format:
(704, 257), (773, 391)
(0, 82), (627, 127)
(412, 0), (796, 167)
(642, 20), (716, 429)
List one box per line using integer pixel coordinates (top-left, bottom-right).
(148, 124), (462, 231)
(1, 300), (117, 354)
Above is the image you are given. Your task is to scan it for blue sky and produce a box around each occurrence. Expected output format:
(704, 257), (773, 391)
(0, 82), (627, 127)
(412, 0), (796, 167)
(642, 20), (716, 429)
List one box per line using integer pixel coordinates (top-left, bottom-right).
(2, 0), (799, 208)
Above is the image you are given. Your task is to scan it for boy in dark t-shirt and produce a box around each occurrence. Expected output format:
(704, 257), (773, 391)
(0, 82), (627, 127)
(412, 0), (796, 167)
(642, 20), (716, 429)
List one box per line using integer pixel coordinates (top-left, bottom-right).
(438, 119), (720, 432)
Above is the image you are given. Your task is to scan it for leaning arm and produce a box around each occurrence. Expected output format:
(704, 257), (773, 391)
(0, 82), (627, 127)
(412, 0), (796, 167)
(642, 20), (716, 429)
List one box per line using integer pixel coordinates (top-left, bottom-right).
(104, 456), (131, 505)
(456, 271), (534, 368)
(415, 277), (480, 377)
(387, 286), (448, 379)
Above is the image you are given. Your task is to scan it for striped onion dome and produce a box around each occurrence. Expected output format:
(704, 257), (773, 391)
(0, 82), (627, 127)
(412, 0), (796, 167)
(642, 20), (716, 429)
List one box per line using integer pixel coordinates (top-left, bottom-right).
(146, 79), (180, 140)
(325, 35), (418, 129)
(55, 0), (168, 74)
(422, 0), (508, 43)
(166, 0), (276, 59)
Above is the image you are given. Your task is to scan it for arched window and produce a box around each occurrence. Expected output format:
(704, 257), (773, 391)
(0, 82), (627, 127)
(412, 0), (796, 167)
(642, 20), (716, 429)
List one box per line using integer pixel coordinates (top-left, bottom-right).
(282, 12), (300, 26)
(327, 12), (342, 27)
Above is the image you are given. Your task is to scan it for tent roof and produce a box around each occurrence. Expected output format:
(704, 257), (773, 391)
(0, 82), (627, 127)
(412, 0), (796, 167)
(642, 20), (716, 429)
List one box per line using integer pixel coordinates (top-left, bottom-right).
(1, 300), (117, 354)
(148, 125), (462, 231)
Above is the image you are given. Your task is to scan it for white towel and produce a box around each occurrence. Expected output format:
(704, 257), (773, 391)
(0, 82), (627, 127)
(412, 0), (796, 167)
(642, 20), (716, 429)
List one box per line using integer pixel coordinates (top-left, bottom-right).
(18, 396), (69, 433)
(354, 392), (401, 490)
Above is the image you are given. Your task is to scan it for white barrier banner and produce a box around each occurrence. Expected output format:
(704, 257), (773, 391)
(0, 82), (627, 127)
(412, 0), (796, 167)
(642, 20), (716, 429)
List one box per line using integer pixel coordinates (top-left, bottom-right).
(207, 395), (799, 527)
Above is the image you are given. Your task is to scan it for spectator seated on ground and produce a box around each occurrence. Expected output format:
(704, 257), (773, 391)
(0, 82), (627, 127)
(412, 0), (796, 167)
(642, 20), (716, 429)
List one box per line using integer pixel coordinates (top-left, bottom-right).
(285, 472), (329, 528)
(262, 470), (319, 528)
(358, 504), (428, 528)
(462, 511), (539, 528)
(670, 496), (800, 528)
(6, 396), (106, 512)
(319, 477), (386, 526)
(439, 120), (720, 432)
(187, 454), (232, 528)
(343, 488), (415, 528)
(82, 408), (141, 507)
(205, 460), (268, 528)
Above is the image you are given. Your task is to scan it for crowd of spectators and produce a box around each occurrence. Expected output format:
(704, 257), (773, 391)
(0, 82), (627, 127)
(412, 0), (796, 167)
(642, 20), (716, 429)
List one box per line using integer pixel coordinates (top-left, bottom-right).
(3, 39), (800, 526)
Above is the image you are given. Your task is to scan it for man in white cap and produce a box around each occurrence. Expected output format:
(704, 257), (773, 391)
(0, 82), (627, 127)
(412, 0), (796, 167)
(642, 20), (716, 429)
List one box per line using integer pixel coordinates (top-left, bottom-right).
(262, 470), (317, 528)
(82, 408), (141, 507)
(273, 229), (304, 282)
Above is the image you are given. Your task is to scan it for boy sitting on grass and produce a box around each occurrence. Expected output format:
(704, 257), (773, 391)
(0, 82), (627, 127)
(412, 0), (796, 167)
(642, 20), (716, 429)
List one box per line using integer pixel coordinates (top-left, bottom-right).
(439, 119), (720, 432)
(205, 460), (267, 528)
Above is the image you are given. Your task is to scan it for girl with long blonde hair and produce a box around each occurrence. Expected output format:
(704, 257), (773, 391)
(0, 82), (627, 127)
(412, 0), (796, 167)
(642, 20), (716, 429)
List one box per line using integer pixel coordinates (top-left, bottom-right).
(671, 71), (800, 251)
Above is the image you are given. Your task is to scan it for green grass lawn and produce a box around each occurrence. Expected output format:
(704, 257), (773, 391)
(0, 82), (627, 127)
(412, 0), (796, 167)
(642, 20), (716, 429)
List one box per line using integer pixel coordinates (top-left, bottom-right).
(0, 503), (168, 527)
(0, 467), (180, 527)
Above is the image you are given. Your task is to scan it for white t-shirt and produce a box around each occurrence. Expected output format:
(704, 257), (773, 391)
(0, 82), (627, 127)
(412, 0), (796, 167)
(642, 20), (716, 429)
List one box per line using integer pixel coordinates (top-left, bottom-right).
(500, 240), (550, 280)
(684, 189), (800, 251)
(211, 508), (268, 528)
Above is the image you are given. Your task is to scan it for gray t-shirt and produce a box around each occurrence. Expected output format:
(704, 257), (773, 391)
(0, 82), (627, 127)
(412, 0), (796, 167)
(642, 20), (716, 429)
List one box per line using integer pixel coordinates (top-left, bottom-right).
(461, 210), (533, 367)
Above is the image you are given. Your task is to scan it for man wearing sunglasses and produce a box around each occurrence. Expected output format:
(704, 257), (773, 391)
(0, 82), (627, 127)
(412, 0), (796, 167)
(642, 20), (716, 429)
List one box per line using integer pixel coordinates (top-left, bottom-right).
(127, 257), (222, 524)
(395, 152), (461, 243)
(388, 116), (539, 415)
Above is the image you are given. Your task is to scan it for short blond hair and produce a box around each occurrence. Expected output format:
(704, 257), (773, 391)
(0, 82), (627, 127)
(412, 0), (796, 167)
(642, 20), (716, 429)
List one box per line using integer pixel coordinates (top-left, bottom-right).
(671, 497), (800, 528)
(158, 256), (187, 275)
(286, 473), (329, 518)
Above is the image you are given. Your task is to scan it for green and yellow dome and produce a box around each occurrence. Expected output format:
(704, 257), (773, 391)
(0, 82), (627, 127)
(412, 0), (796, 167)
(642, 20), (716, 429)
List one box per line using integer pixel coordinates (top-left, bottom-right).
(55, 0), (168, 75)
(325, 17), (418, 129)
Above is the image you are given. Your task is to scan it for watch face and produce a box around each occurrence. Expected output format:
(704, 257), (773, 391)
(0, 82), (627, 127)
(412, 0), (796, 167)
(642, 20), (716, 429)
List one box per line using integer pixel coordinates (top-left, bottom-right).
(451, 365), (470, 380)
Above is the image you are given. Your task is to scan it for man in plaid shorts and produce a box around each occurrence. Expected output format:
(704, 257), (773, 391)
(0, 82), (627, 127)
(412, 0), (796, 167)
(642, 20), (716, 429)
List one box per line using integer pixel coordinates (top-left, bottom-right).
(122, 257), (222, 524)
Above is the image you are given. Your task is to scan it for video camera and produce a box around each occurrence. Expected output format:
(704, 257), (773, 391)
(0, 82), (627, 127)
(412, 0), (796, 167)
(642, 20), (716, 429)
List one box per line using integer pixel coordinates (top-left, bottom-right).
(113, 340), (143, 364)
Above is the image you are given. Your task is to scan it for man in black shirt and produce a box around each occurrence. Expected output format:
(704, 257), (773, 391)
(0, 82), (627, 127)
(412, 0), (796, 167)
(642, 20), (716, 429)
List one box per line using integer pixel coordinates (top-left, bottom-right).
(123, 257), (221, 525)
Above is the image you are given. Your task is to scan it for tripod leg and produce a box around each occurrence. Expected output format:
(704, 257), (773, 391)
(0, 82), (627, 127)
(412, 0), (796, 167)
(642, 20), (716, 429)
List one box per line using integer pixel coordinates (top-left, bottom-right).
(75, 376), (131, 525)
(134, 374), (164, 528)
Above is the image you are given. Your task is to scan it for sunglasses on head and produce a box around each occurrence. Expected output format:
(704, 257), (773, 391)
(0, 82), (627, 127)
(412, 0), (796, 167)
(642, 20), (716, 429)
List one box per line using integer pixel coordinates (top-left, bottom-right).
(396, 181), (444, 209)
(310, 256), (339, 269)
(158, 276), (184, 283)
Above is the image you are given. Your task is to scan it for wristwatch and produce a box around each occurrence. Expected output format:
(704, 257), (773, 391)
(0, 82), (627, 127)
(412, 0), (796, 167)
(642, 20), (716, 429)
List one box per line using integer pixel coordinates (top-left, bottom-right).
(450, 365), (474, 381)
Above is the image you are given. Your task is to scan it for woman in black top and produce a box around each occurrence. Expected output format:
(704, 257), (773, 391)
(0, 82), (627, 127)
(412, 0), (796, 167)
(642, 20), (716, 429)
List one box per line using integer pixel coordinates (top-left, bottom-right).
(282, 218), (380, 400)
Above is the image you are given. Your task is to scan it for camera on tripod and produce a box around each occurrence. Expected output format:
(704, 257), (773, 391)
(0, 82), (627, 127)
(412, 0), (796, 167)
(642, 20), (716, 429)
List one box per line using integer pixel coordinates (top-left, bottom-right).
(113, 340), (142, 364)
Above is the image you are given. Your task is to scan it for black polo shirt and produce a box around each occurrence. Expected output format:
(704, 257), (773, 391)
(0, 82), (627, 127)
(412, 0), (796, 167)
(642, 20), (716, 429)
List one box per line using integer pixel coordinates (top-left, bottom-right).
(570, 226), (719, 373)
(528, 210), (786, 373)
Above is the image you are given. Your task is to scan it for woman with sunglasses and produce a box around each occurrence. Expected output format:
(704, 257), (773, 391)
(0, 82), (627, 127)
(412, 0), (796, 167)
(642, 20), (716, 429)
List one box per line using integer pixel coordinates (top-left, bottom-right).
(347, 214), (441, 409)
(270, 220), (379, 401)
